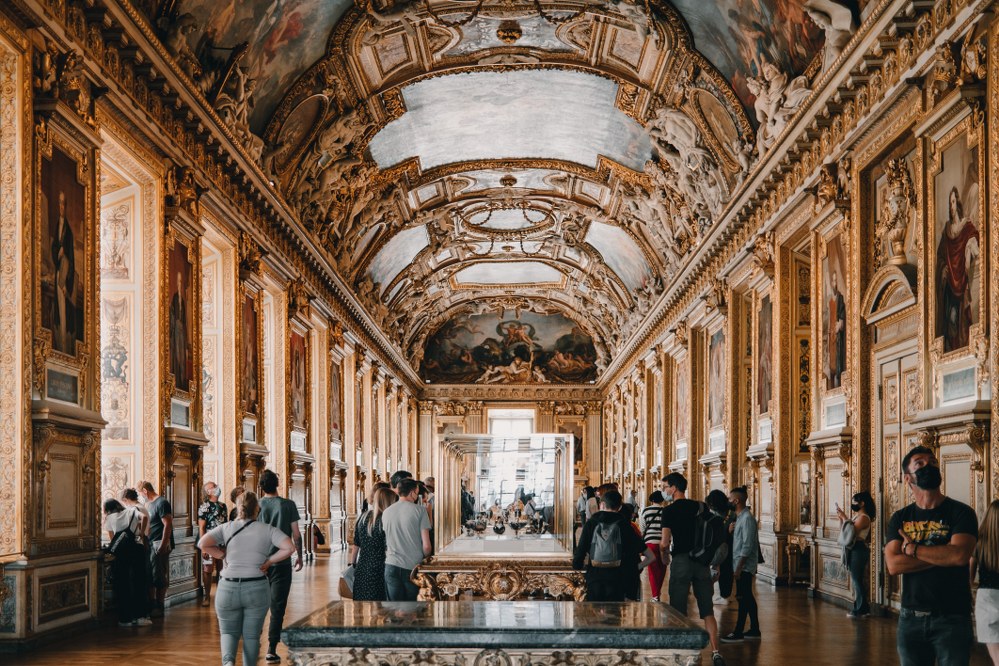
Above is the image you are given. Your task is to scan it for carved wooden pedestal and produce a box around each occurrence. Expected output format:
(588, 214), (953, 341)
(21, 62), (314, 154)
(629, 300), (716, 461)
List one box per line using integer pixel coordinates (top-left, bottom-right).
(414, 560), (586, 601)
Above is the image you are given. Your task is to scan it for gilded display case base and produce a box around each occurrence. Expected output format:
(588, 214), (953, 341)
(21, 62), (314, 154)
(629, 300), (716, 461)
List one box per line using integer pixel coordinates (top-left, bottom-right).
(289, 647), (702, 666)
(413, 560), (586, 601)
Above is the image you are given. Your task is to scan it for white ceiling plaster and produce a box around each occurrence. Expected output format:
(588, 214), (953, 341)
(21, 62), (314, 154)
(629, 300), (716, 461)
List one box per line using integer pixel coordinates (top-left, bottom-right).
(368, 69), (652, 171)
(584, 221), (652, 291)
(368, 224), (430, 291)
(454, 261), (564, 285)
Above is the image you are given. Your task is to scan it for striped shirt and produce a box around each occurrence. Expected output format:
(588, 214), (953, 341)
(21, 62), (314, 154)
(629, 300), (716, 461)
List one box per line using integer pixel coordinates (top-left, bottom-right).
(641, 505), (663, 543)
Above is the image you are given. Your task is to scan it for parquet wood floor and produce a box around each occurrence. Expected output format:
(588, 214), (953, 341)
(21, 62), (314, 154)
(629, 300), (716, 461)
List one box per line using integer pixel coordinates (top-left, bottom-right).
(11, 553), (992, 665)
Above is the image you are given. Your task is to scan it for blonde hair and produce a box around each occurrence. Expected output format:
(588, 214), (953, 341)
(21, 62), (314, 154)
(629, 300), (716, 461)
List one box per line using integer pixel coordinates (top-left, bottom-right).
(237, 491), (260, 520)
(977, 499), (999, 573)
(367, 486), (398, 528)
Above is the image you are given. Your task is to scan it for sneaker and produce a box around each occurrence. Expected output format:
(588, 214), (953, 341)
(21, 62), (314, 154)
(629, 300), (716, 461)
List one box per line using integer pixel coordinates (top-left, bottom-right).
(743, 629), (761, 639)
(720, 632), (744, 643)
(134, 617), (153, 626)
(847, 611), (859, 618)
(711, 651), (726, 666)
(712, 594), (728, 605)
(265, 654), (281, 664)
(118, 620), (136, 627)
(200, 597), (210, 607)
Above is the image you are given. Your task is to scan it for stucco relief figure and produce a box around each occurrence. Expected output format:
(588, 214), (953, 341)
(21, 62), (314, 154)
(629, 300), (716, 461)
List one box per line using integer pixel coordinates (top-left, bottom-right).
(647, 107), (730, 213)
(170, 271), (189, 389)
(748, 58), (811, 155)
(359, 0), (421, 46)
(51, 191), (78, 354)
(606, 0), (655, 45)
(804, 0), (856, 73)
(163, 13), (201, 80)
(937, 186), (979, 352)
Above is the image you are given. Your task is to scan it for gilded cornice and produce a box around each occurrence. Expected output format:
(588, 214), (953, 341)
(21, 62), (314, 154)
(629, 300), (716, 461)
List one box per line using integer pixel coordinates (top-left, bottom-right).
(601, 0), (990, 392)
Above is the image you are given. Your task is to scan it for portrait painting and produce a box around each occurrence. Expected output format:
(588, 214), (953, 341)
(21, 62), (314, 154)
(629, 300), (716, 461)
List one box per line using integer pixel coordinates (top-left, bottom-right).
(675, 356), (690, 442)
(708, 329), (726, 429)
(329, 358), (343, 442)
(289, 330), (307, 430)
(40, 145), (86, 356)
(168, 239), (194, 392)
(355, 376), (363, 446)
(933, 133), (980, 353)
(757, 295), (773, 414)
(822, 234), (847, 390)
(241, 293), (259, 416)
(420, 311), (598, 384)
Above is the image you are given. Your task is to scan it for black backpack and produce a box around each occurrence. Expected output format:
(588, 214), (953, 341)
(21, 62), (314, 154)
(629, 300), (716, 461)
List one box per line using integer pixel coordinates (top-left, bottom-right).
(689, 502), (727, 566)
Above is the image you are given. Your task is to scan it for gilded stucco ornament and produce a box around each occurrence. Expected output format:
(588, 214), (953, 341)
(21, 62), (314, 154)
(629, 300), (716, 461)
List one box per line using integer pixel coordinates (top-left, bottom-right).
(875, 158), (915, 268)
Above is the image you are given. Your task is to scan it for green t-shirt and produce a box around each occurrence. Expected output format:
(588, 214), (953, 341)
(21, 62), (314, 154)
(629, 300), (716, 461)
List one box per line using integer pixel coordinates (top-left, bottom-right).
(259, 496), (300, 561)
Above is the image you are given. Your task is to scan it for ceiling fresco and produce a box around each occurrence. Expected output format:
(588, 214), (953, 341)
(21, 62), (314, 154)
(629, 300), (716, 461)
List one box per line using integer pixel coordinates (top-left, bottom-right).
(420, 311), (599, 384)
(155, 0), (833, 384)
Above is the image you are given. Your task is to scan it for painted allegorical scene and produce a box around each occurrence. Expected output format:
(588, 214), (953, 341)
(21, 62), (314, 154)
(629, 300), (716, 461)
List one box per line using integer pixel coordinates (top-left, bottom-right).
(420, 311), (598, 384)
(934, 133), (980, 353)
(675, 356), (690, 442)
(290, 330), (308, 430)
(823, 233), (847, 390)
(168, 239), (194, 392)
(757, 294), (773, 414)
(708, 329), (726, 429)
(40, 145), (87, 356)
(241, 293), (259, 416)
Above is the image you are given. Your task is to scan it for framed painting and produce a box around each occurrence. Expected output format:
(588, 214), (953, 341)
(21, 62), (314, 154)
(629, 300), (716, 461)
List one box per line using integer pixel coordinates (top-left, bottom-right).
(822, 233), (847, 391)
(757, 294), (773, 415)
(289, 329), (309, 431)
(674, 355), (689, 443)
(239, 290), (262, 419)
(167, 238), (195, 394)
(930, 118), (984, 356)
(707, 329), (726, 429)
(40, 144), (87, 358)
(329, 356), (343, 444)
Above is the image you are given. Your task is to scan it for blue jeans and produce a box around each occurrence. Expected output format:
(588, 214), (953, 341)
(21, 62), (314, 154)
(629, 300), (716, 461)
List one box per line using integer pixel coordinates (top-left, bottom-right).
(384, 564), (418, 601)
(847, 542), (870, 613)
(896, 609), (973, 666)
(215, 578), (270, 666)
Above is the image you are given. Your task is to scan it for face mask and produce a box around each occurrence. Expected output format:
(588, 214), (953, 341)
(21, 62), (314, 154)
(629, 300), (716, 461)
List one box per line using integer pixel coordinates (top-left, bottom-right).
(663, 491), (674, 501)
(914, 465), (942, 490)
(850, 502), (861, 512)
(728, 502), (737, 512)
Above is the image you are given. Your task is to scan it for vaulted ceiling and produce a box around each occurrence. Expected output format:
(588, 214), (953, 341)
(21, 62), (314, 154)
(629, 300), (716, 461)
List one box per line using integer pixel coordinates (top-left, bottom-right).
(161, 0), (834, 384)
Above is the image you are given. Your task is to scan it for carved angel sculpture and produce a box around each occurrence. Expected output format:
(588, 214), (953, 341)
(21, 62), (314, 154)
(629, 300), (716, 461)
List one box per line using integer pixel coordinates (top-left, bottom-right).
(804, 0), (856, 73)
(748, 58), (812, 155)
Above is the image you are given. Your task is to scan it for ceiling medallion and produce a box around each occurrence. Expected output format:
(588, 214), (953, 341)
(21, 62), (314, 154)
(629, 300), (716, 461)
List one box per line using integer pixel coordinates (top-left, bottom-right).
(500, 173), (518, 187)
(496, 20), (523, 44)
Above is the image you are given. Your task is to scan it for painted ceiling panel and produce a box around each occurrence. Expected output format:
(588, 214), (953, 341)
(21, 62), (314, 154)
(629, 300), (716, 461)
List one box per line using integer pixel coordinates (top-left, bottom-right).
(461, 169), (565, 192)
(367, 70), (652, 171)
(367, 225), (430, 291)
(178, 0), (351, 133)
(421, 311), (597, 384)
(454, 262), (564, 285)
(668, 0), (824, 109)
(584, 221), (651, 291)
(470, 208), (544, 231)
(446, 15), (575, 56)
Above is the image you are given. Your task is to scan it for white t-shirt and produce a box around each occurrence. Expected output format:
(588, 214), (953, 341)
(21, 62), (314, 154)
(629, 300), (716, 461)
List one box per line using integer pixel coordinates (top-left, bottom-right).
(206, 519), (289, 578)
(104, 507), (141, 535)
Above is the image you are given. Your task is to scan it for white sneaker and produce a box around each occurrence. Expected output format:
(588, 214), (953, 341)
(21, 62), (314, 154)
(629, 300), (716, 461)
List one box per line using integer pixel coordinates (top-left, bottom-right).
(713, 594), (728, 605)
(134, 617), (153, 626)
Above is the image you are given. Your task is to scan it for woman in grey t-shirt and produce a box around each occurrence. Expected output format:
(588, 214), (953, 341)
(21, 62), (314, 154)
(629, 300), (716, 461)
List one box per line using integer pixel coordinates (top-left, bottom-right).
(199, 492), (294, 666)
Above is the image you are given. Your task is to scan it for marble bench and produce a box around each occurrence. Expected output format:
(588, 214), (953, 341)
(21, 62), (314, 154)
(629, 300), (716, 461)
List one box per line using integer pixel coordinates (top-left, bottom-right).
(283, 600), (708, 666)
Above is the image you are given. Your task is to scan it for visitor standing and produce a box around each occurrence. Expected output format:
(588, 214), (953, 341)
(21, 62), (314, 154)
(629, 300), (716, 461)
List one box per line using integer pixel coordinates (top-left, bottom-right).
(659, 472), (726, 666)
(641, 491), (666, 601)
(573, 490), (647, 602)
(721, 487), (761, 642)
(198, 481), (228, 607)
(258, 470), (303, 664)
(350, 487), (398, 601)
(104, 499), (151, 627)
(585, 486), (598, 521)
(837, 490), (875, 617)
(198, 491), (294, 666)
(382, 478), (432, 600)
(390, 470), (413, 494)
(229, 486), (245, 521)
(972, 499), (999, 665)
(885, 446), (978, 666)
(138, 480), (173, 617)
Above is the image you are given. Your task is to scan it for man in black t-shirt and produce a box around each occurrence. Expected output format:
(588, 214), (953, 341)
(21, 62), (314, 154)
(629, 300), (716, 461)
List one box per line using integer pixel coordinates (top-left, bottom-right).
(573, 490), (647, 601)
(659, 472), (725, 666)
(885, 445), (978, 666)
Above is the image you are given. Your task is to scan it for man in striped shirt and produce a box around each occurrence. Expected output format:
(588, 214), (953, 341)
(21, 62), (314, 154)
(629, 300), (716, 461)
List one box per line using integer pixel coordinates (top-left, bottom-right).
(641, 491), (667, 601)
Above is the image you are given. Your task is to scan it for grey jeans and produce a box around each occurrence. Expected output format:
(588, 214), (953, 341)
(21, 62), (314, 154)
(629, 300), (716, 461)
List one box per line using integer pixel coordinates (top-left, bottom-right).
(215, 578), (270, 666)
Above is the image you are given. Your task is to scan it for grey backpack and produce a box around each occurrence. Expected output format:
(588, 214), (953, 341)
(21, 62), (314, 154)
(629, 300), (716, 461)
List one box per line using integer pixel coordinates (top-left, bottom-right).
(589, 521), (622, 568)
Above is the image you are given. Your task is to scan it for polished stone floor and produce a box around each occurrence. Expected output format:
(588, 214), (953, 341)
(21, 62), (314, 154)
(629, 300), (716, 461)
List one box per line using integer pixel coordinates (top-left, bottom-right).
(13, 552), (992, 665)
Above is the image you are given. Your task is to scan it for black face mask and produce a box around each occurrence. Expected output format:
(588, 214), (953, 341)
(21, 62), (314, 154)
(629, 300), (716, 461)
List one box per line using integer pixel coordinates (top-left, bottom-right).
(728, 502), (737, 512)
(850, 502), (861, 512)
(914, 464), (942, 490)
